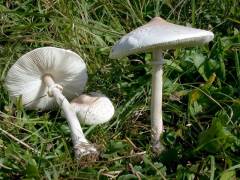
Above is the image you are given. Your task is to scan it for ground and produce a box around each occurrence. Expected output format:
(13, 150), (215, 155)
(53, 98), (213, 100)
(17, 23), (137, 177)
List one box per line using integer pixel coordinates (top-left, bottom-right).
(0, 0), (240, 179)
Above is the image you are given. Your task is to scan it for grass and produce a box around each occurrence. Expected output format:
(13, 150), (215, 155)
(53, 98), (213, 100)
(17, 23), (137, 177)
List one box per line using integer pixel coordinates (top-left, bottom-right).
(0, 0), (240, 179)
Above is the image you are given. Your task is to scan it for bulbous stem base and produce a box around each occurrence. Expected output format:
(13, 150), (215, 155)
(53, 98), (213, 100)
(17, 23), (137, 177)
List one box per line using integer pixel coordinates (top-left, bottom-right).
(152, 140), (165, 154)
(74, 142), (99, 161)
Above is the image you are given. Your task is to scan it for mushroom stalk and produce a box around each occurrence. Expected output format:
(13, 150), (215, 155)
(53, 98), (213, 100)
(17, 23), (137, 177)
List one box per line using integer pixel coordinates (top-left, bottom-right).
(43, 75), (97, 158)
(109, 16), (214, 155)
(151, 49), (164, 152)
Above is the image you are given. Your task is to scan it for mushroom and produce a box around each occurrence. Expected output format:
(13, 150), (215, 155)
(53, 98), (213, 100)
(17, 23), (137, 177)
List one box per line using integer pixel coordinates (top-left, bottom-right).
(5, 47), (98, 159)
(68, 92), (115, 125)
(109, 17), (214, 153)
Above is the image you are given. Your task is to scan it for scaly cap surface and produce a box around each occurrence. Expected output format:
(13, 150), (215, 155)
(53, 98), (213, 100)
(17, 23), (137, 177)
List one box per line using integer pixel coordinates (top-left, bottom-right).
(110, 17), (214, 59)
(70, 92), (115, 125)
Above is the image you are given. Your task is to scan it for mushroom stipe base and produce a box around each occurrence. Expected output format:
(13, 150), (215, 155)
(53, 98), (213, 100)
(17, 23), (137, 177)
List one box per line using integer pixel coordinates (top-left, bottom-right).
(43, 74), (99, 159)
(74, 142), (99, 161)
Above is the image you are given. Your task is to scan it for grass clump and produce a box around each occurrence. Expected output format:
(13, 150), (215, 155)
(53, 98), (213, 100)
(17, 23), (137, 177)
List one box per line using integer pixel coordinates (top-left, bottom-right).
(0, 0), (240, 179)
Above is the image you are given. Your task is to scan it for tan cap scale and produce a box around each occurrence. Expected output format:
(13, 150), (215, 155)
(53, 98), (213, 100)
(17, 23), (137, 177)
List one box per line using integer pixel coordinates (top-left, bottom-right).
(110, 17), (214, 153)
(70, 92), (115, 125)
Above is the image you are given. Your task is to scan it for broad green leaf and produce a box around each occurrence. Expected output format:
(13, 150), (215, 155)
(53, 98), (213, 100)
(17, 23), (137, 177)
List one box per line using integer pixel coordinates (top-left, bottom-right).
(107, 140), (129, 154)
(220, 170), (236, 180)
(164, 59), (183, 72)
(188, 73), (217, 117)
(188, 89), (203, 116)
(143, 155), (167, 177)
(184, 50), (209, 80)
(176, 165), (195, 180)
(203, 73), (216, 89)
(189, 101), (202, 117)
(25, 159), (39, 178)
(198, 112), (236, 153)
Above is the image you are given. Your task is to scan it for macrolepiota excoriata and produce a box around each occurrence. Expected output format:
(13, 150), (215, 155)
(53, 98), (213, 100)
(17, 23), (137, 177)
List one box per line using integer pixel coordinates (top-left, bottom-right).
(5, 47), (100, 160)
(110, 17), (214, 153)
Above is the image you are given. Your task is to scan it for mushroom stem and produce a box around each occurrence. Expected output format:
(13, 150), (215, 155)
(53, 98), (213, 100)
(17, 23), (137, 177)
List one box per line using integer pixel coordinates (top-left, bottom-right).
(43, 75), (98, 159)
(151, 49), (164, 153)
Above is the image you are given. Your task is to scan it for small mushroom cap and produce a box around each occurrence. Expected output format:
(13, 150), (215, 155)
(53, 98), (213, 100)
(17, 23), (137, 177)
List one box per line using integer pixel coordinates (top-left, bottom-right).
(110, 17), (214, 59)
(69, 92), (115, 125)
(5, 47), (87, 110)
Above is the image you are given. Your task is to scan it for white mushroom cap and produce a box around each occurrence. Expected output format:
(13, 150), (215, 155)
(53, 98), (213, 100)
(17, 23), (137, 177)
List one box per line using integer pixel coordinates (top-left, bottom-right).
(110, 17), (214, 59)
(5, 47), (87, 110)
(69, 92), (115, 125)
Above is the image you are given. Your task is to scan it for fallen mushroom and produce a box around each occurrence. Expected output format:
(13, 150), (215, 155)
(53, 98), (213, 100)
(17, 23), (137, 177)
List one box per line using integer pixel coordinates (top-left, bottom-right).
(109, 17), (214, 153)
(5, 47), (98, 159)
(68, 92), (115, 125)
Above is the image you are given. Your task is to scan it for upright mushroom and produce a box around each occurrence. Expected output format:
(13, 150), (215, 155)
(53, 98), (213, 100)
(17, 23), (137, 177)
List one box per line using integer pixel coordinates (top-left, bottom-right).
(5, 47), (98, 159)
(109, 17), (214, 153)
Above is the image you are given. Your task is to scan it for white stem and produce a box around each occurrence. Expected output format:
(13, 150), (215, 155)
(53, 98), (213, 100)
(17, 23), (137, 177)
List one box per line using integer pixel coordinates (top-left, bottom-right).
(43, 75), (88, 147)
(151, 49), (164, 152)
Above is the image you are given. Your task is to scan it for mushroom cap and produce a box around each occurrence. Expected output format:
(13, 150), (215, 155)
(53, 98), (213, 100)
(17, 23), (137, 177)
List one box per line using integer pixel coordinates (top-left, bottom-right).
(109, 17), (214, 59)
(5, 47), (87, 110)
(69, 92), (115, 125)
